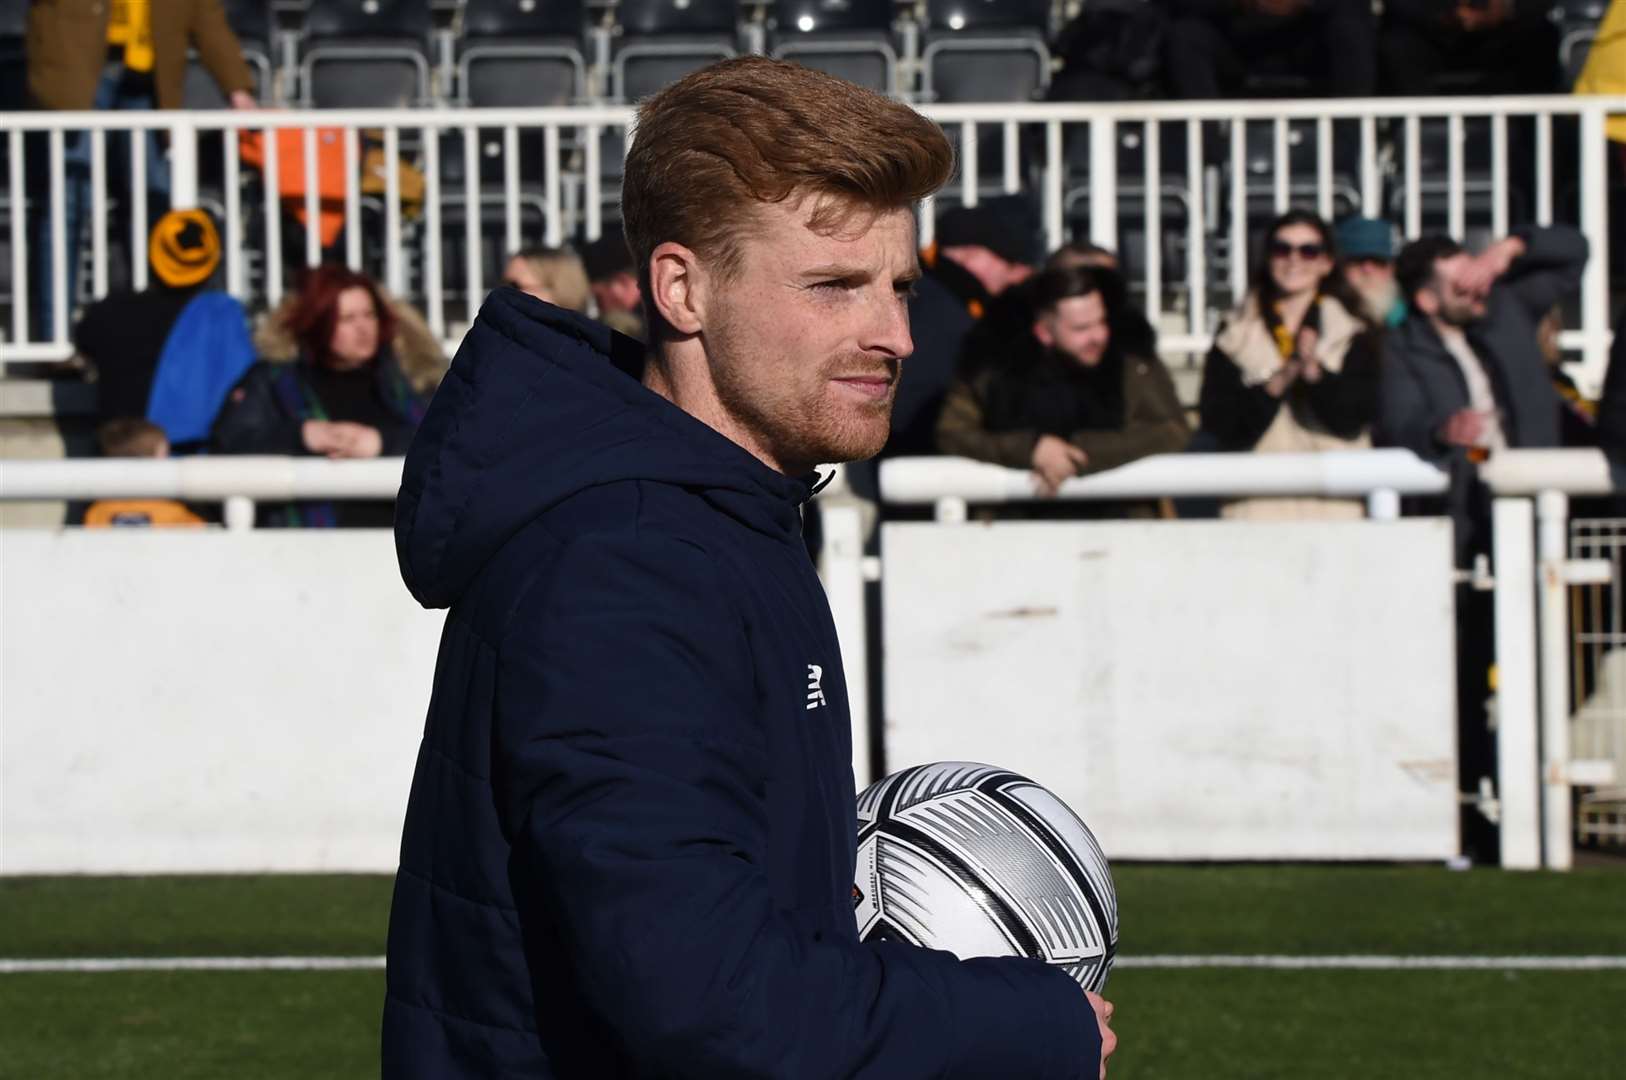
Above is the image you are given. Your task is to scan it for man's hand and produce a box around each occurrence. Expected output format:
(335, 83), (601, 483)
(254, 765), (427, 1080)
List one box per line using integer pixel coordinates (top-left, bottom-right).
(1437, 408), (1490, 448)
(1032, 434), (1088, 497)
(1086, 991), (1117, 1079)
(229, 89), (259, 110)
(1453, 235), (1525, 298)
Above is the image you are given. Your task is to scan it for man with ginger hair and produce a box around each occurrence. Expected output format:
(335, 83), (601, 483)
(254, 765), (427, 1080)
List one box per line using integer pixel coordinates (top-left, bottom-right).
(383, 57), (1115, 1078)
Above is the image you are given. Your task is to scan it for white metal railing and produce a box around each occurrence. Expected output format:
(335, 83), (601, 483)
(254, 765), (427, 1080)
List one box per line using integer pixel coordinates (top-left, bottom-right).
(881, 448), (1449, 521)
(1, 95), (1619, 392)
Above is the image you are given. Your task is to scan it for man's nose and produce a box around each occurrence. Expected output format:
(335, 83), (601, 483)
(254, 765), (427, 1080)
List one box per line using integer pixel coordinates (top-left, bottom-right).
(864, 293), (913, 359)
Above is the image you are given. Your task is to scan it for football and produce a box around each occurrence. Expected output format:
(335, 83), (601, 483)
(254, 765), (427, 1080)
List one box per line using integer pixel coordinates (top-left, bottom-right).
(855, 761), (1117, 992)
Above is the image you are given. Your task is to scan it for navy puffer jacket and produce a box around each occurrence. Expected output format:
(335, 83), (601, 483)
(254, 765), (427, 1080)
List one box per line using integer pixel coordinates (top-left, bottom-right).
(381, 288), (1098, 1077)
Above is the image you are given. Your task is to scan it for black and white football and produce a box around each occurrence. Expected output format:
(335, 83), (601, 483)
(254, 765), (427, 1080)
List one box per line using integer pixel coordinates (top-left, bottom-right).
(855, 761), (1117, 992)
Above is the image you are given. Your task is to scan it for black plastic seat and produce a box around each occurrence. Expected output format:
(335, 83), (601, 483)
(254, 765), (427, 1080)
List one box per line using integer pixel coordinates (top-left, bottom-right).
(459, 0), (587, 107)
(612, 0), (740, 102)
(0, 0), (26, 113)
(921, 0), (1052, 103)
(1557, 2), (1608, 85)
(300, 0), (434, 108)
(767, 0), (898, 95)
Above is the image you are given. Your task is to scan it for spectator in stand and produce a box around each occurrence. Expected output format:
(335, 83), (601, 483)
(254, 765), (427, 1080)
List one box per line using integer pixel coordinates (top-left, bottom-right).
(582, 225), (646, 341)
(212, 265), (441, 527)
(1380, 0), (1559, 97)
(1163, 0), (1378, 100)
(503, 246), (591, 313)
(74, 208), (256, 453)
(1335, 216), (1408, 329)
(1197, 209), (1380, 520)
(1377, 226), (1582, 864)
(1377, 227), (1585, 550)
(1045, 241), (1160, 361)
(1048, 0), (1170, 102)
(25, 0), (259, 338)
(938, 265), (1190, 503)
(894, 199), (1039, 454)
(83, 419), (206, 528)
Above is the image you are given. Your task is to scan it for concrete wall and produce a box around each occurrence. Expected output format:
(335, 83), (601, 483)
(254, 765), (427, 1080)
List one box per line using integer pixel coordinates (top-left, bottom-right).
(3, 529), (440, 873)
(881, 519), (1460, 861)
(3, 517), (1462, 873)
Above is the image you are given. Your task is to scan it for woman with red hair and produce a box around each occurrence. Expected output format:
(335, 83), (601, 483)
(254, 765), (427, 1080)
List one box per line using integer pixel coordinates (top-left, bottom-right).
(212, 265), (445, 526)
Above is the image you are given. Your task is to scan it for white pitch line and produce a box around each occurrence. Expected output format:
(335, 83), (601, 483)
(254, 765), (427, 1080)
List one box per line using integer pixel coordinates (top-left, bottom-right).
(3, 955), (1626, 974)
(1116, 955), (1626, 971)
(0, 956), (386, 974)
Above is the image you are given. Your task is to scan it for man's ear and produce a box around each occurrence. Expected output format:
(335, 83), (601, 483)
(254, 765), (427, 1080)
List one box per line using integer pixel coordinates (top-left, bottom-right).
(1412, 286), (1438, 318)
(1032, 317), (1054, 349)
(647, 242), (705, 335)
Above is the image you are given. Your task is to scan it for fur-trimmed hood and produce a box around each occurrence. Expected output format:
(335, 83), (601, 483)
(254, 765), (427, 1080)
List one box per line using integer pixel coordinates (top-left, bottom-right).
(252, 292), (447, 394)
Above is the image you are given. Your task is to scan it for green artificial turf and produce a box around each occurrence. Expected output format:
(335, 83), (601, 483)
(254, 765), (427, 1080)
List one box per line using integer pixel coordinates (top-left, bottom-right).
(3, 866), (1623, 1078)
(0, 971), (382, 1080)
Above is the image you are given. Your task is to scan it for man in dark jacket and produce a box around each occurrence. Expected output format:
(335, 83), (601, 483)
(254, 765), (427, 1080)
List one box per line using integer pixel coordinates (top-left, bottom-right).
(1378, 225), (1584, 863)
(1379, 227), (1582, 475)
(383, 57), (1113, 1078)
(937, 264), (1190, 500)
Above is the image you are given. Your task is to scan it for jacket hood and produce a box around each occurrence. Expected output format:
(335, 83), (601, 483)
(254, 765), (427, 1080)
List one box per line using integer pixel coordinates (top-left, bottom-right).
(395, 288), (819, 610)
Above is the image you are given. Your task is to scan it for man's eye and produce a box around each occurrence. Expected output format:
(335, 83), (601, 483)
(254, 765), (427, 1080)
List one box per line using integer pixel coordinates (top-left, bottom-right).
(896, 284), (918, 301)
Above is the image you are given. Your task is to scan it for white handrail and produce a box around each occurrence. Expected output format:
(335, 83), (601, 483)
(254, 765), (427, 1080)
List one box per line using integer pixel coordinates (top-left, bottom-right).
(0, 456), (406, 501)
(1479, 448), (1616, 496)
(4, 94), (1622, 130)
(4, 449), (1610, 504)
(880, 450), (1451, 505)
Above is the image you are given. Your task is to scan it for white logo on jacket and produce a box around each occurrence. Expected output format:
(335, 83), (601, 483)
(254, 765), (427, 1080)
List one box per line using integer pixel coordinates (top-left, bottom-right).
(806, 664), (827, 710)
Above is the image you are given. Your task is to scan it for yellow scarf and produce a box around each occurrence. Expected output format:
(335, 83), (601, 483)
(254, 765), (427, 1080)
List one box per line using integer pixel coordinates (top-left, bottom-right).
(106, 0), (154, 74)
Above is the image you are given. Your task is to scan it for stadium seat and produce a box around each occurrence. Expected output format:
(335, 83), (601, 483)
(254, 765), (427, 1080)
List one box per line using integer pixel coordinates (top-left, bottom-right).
(458, 0), (588, 108)
(0, 0), (28, 112)
(1556, 1), (1609, 86)
(299, 0), (434, 109)
(612, 0), (740, 103)
(767, 0), (899, 97)
(921, 0), (1051, 103)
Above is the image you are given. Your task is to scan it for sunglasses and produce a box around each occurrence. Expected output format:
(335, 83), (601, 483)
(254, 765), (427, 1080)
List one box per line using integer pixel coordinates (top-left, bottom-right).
(1270, 240), (1326, 261)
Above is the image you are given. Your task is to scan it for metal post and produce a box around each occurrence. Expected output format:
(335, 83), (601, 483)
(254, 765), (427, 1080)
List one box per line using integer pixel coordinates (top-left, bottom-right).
(1536, 490), (1572, 870)
(1366, 488), (1399, 521)
(1579, 108), (1610, 387)
(223, 496), (256, 532)
(168, 115), (198, 209)
(1089, 116), (1117, 252)
(1492, 497), (1541, 870)
(818, 497), (872, 787)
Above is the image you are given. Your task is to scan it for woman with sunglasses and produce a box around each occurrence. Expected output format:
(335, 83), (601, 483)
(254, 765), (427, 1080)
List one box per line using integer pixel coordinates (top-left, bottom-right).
(1197, 209), (1381, 519)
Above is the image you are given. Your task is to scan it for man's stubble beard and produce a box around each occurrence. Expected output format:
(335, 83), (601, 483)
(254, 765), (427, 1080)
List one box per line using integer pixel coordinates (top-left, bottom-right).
(706, 309), (896, 472)
(1354, 280), (1398, 324)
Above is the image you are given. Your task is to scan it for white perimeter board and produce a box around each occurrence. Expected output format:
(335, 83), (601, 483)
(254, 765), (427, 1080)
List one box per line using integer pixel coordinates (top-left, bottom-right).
(881, 519), (1459, 860)
(3, 530), (441, 873)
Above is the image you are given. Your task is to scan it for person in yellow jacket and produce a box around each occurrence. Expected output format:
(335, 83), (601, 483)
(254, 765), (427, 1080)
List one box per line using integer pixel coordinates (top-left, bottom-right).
(25, 0), (257, 338)
(1574, 0), (1626, 144)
